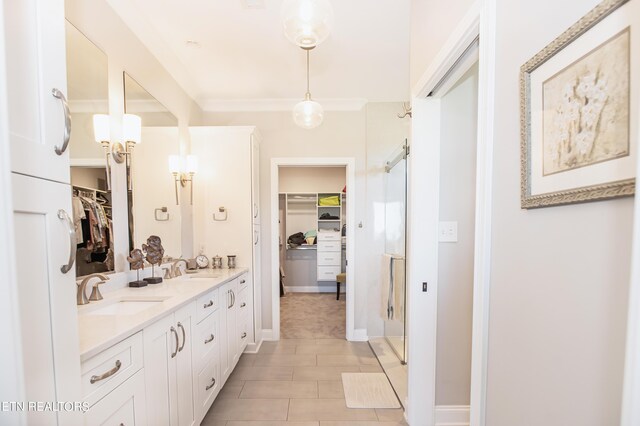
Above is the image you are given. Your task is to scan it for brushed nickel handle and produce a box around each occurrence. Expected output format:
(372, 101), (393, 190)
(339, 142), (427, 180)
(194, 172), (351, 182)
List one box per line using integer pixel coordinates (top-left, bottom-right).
(90, 360), (122, 384)
(241, 332), (247, 339)
(58, 209), (76, 274)
(205, 378), (216, 391)
(52, 88), (71, 155)
(254, 230), (259, 245)
(253, 203), (258, 218)
(230, 290), (235, 308)
(240, 302), (246, 308)
(240, 279), (246, 284)
(203, 300), (214, 309)
(227, 290), (232, 309)
(177, 322), (186, 352)
(170, 326), (179, 358)
(204, 334), (214, 344)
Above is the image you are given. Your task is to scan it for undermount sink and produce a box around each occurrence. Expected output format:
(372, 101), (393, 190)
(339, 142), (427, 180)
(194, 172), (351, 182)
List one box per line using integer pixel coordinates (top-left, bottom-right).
(182, 273), (222, 280)
(82, 297), (170, 316)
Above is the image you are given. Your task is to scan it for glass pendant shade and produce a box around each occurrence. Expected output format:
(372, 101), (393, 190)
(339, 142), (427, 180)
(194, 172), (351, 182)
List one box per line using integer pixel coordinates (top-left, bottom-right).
(293, 96), (324, 129)
(92, 114), (110, 143)
(281, 0), (333, 49)
(123, 113), (142, 144)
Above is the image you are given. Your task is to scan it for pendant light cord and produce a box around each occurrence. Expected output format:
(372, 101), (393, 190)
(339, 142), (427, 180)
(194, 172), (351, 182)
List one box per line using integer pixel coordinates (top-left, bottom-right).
(306, 49), (310, 97)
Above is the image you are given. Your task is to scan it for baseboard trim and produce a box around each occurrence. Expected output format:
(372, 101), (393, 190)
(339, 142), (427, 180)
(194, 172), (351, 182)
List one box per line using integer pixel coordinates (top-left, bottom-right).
(244, 338), (264, 354)
(285, 286), (346, 293)
(435, 405), (470, 426)
(261, 329), (274, 341)
(350, 328), (368, 342)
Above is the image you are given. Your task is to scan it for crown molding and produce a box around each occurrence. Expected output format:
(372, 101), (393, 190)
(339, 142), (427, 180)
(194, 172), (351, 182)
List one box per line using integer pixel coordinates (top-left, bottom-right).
(199, 98), (369, 112)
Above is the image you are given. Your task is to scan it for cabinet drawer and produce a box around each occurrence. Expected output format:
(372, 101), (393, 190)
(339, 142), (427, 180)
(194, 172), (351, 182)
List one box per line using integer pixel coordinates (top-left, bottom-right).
(238, 317), (249, 353)
(84, 369), (146, 426)
(194, 310), (219, 373)
(237, 287), (249, 319)
(318, 241), (341, 252)
(195, 355), (220, 420)
(196, 287), (219, 324)
(317, 251), (341, 266)
(81, 332), (143, 407)
(317, 232), (341, 241)
(317, 266), (341, 281)
(238, 273), (249, 290)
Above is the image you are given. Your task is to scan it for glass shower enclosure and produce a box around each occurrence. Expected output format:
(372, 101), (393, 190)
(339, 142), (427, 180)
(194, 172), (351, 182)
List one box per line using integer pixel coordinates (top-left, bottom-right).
(383, 141), (408, 364)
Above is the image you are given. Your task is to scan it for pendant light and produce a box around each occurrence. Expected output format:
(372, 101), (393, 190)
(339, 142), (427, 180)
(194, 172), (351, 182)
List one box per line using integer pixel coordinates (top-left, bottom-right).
(281, 0), (333, 49)
(293, 48), (324, 129)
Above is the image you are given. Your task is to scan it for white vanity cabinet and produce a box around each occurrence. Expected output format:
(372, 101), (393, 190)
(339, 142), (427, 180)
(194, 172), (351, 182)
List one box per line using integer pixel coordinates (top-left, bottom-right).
(143, 302), (196, 426)
(4, 0), (71, 184)
(191, 127), (262, 350)
(84, 369), (147, 426)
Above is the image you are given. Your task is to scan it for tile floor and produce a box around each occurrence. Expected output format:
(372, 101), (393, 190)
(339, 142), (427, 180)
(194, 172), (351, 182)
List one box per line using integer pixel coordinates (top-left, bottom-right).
(202, 339), (408, 426)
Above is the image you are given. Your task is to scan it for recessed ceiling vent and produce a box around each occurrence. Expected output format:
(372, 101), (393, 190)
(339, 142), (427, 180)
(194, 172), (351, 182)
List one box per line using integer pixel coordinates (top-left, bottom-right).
(242, 0), (265, 9)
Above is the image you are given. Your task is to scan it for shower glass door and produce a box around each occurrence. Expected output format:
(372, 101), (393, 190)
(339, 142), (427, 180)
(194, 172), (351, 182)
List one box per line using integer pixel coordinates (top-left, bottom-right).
(383, 142), (408, 363)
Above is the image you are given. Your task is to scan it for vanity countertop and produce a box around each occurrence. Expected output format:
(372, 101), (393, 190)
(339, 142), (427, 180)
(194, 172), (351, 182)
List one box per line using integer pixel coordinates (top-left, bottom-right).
(77, 268), (248, 362)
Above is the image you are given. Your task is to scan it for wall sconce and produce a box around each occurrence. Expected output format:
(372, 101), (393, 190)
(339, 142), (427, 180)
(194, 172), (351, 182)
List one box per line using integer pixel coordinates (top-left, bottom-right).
(93, 113), (142, 190)
(169, 154), (198, 205)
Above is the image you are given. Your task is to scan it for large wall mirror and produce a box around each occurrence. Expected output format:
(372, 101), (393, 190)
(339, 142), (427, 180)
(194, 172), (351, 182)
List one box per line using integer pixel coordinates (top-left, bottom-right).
(65, 21), (114, 277)
(123, 73), (182, 259)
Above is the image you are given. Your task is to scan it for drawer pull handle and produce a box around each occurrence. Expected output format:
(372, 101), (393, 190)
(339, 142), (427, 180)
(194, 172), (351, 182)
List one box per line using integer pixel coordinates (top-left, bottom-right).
(206, 378), (216, 391)
(177, 322), (186, 352)
(52, 88), (71, 155)
(204, 334), (215, 344)
(240, 279), (246, 284)
(203, 300), (214, 309)
(241, 332), (247, 339)
(90, 360), (122, 384)
(240, 302), (246, 308)
(170, 326), (179, 358)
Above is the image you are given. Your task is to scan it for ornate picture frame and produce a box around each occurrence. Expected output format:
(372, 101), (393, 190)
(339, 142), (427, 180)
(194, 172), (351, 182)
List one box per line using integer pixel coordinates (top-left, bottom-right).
(520, 0), (637, 208)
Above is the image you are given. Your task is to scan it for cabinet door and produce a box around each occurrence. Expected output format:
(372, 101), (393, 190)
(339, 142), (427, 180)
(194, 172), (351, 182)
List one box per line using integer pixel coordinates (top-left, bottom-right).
(12, 173), (81, 425)
(4, 0), (71, 183)
(219, 283), (231, 382)
(252, 223), (261, 340)
(227, 279), (240, 368)
(84, 369), (147, 426)
(175, 303), (196, 426)
(251, 134), (260, 224)
(143, 314), (178, 426)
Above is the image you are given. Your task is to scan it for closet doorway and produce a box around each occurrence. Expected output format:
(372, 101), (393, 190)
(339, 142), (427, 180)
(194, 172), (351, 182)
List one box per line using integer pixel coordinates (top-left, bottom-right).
(270, 158), (357, 341)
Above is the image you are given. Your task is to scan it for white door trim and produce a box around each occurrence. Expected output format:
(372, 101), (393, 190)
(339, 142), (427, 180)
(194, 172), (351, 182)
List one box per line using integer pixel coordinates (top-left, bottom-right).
(621, 84), (640, 426)
(270, 157), (356, 341)
(407, 1), (496, 425)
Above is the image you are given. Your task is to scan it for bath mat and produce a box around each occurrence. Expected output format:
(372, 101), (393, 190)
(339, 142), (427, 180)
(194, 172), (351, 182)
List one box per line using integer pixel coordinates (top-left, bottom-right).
(341, 372), (401, 409)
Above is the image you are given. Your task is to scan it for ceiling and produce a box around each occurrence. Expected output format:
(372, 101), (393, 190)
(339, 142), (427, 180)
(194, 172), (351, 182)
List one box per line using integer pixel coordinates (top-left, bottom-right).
(106, 0), (410, 111)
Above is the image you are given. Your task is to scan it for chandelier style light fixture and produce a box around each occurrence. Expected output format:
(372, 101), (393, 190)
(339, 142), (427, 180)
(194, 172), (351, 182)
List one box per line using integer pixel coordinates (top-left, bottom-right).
(293, 48), (324, 129)
(281, 0), (334, 49)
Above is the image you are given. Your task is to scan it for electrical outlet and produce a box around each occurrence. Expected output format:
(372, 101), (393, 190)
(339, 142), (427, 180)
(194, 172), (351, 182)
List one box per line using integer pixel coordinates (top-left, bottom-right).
(438, 221), (458, 242)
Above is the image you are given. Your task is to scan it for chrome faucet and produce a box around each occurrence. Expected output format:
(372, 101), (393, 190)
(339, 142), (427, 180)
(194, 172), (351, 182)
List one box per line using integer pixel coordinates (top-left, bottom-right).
(169, 259), (188, 279)
(77, 274), (109, 305)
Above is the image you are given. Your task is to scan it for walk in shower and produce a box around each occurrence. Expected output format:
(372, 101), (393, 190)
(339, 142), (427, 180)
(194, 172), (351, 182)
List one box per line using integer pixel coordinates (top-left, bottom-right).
(383, 141), (408, 363)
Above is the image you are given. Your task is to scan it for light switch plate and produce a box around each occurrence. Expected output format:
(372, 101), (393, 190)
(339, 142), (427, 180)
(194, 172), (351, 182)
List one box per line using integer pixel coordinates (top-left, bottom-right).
(438, 221), (458, 242)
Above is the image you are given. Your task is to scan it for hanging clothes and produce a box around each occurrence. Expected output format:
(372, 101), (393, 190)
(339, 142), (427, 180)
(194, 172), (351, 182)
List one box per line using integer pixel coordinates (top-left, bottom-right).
(72, 195), (85, 244)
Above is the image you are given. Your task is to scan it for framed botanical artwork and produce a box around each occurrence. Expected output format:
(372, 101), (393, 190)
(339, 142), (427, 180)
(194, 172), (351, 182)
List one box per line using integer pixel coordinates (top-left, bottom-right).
(520, 0), (639, 208)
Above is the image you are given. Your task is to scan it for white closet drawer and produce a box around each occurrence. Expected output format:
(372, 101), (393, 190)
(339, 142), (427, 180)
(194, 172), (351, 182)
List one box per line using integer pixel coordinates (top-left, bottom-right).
(317, 231), (341, 241)
(317, 252), (341, 266)
(81, 332), (143, 407)
(318, 241), (341, 252)
(194, 310), (219, 373)
(196, 287), (219, 324)
(238, 273), (249, 290)
(317, 266), (341, 281)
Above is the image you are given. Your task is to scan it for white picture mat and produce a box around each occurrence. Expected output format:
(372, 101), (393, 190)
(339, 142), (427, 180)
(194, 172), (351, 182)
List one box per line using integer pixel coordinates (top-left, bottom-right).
(529, 2), (639, 196)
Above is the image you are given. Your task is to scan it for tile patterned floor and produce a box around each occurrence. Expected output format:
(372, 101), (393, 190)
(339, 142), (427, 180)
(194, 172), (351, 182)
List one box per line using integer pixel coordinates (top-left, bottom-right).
(280, 293), (346, 339)
(202, 339), (408, 426)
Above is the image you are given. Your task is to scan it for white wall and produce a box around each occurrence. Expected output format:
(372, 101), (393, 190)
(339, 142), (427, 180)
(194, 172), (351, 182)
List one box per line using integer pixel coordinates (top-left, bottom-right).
(436, 63), (478, 405)
(484, 0), (633, 424)
(203, 103), (408, 336)
(410, 0), (476, 90)
(279, 167), (345, 194)
(65, 0), (203, 273)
